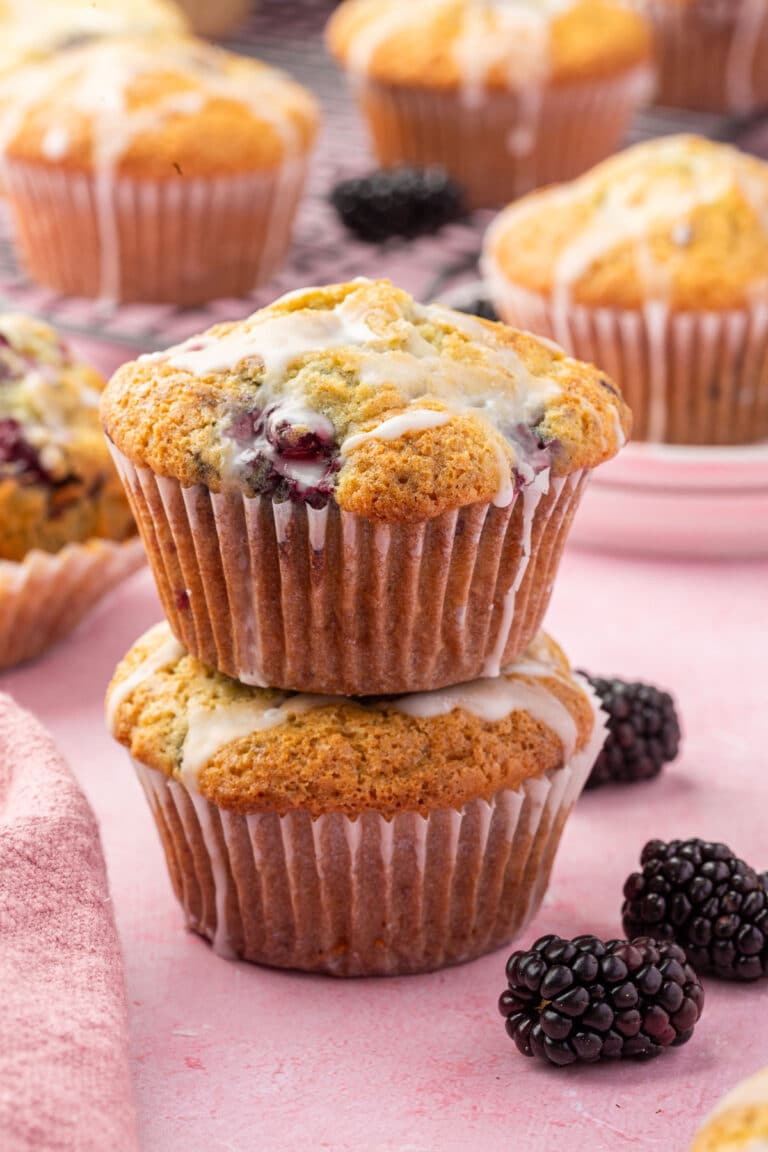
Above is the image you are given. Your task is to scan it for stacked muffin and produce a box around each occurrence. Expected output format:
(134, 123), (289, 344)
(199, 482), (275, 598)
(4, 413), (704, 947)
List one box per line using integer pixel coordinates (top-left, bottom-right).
(103, 278), (629, 976)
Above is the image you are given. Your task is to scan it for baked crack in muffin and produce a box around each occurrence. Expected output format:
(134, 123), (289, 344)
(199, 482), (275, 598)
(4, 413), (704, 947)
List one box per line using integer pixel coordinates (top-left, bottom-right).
(102, 278), (629, 695)
(107, 623), (606, 975)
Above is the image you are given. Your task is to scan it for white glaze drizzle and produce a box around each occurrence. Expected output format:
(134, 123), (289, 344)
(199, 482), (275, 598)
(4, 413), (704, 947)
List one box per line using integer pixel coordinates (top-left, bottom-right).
(160, 285), (561, 507)
(121, 624), (585, 786)
(343, 0), (574, 105)
(180, 694), (337, 789)
(340, 408), (452, 455)
(106, 631), (185, 731)
(0, 38), (306, 301)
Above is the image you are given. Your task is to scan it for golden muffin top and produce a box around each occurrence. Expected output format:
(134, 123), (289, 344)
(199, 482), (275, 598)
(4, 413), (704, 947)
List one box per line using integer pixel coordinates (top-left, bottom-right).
(0, 34), (319, 178)
(102, 279), (629, 524)
(0, 314), (135, 560)
(484, 135), (768, 312)
(691, 1068), (768, 1151)
(327, 0), (653, 92)
(0, 0), (187, 77)
(107, 622), (600, 816)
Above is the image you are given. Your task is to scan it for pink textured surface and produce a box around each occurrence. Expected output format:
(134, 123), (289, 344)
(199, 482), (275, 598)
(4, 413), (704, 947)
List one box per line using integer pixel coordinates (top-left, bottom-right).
(2, 543), (767, 1151)
(0, 694), (137, 1152)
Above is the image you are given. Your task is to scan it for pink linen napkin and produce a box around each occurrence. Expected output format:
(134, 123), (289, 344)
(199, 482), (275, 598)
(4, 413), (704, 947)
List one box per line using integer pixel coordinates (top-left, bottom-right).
(0, 692), (138, 1152)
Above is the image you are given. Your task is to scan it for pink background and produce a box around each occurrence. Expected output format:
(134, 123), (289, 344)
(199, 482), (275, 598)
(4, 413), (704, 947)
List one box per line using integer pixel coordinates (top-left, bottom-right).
(3, 540), (766, 1152)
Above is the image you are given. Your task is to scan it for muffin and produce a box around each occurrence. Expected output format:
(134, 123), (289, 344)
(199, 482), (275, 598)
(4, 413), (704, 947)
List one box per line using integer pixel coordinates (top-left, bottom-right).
(635, 0), (768, 114)
(326, 0), (654, 208)
(691, 1067), (768, 1151)
(483, 135), (768, 445)
(101, 278), (629, 696)
(0, 0), (187, 78)
(171, 0), (250, 36)
(0, 314), (142, 670)
(0, 35), (319, 304)
(107, 623), (606, 975)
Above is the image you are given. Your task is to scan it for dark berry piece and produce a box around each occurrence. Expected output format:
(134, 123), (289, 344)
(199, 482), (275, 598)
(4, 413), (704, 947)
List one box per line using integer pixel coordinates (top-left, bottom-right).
(623, 839), (768, 981)
(454, 296), (499, 323)
(579, 674), (681, 789)
(330, 167), (466, 243)
(0, 417), (52, 485)
(499, 933), (703, 1067)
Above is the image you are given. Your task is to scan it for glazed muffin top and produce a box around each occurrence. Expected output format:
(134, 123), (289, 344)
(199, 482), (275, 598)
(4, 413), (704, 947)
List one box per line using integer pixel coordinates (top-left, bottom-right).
(0, 0), (187, 76)
(0, 314), (135, 561)
(102, 279), (629, 523)
(691, 1069), (768, 1152)
(327, 0), (653, 92)
(484, 135), (768, 312)
(107, 622), (600, 816)
(0, 34), (319, 178)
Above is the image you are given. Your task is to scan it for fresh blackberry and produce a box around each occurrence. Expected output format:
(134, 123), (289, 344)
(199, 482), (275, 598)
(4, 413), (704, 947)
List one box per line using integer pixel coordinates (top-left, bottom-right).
(580, 675), (681, 789)
(623, 839), (768, 982)
(499, 934), (704, 1067)
(330, 167), (466, 242)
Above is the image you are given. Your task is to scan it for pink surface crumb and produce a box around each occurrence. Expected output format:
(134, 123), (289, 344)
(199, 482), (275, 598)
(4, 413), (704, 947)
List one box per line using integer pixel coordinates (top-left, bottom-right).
(2, 543), (767, 1152)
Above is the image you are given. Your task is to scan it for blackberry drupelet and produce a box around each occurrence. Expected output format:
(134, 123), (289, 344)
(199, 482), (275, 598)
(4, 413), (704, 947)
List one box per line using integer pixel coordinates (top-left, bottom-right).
(499, 933), (704, 1067)
(580, 675), (681, 788)
(623, 839), (768, 982)
(330, 167), (466, 242)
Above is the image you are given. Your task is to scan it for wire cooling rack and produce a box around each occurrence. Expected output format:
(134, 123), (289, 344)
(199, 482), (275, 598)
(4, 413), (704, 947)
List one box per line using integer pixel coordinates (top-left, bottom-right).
(0, 0), (765, 354)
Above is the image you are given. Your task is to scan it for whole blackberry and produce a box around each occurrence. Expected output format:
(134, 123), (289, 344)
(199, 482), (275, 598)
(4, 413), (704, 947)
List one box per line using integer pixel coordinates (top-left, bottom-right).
(330, 167), (466, 242)
(580, 675), (681, 788)
(499, 934), (704, 1067)
(623, 839), (768, 982)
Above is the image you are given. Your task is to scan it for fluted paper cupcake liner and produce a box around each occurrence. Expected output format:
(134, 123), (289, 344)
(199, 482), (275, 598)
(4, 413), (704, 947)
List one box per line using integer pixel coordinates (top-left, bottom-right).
(0, 536), (145, 671)
(636, 0), (768, 113)
(110, 444), (588, 694)
(1, 158), (308, 304)
(484, 272), (768, 445)
(132, 686), (606, 976)
(350, 67), (652, 208)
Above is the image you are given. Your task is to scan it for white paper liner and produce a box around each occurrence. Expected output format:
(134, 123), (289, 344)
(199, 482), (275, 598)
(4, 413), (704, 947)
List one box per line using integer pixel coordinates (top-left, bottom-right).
(131, 680), (607, 976)
(1, 157), (308, 304)
(110, 443), (588, 694)
(483, 258), (768, 445)
(0, 536), (145, 670)
(633, 0), (768, 113)
(351, 67), (652, 208)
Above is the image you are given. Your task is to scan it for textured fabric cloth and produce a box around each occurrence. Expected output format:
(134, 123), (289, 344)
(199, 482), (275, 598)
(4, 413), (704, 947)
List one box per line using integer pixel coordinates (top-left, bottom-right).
(0, 692), (138, 1152)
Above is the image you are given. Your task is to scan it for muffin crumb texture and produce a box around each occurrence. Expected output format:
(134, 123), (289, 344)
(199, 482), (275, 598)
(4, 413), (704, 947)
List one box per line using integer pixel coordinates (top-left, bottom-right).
(0, 314), (134, 561)
(107, 623), (598, 816)
(102, 278), (629, 522)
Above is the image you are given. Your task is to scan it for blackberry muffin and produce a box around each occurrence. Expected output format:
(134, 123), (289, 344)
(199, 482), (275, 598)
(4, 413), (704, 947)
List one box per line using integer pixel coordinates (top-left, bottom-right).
(102, 278), (630, 696)
(107, 623), (606, 975)
(0, 0), (187, 78)
(691, 1067), (768, 1151)
(0, 35), (319, 304)
(326, 0), (653, 207)
(484, 135), (768, 444)
(0, 315), (141, 670)
(634, 0), (768, 114)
